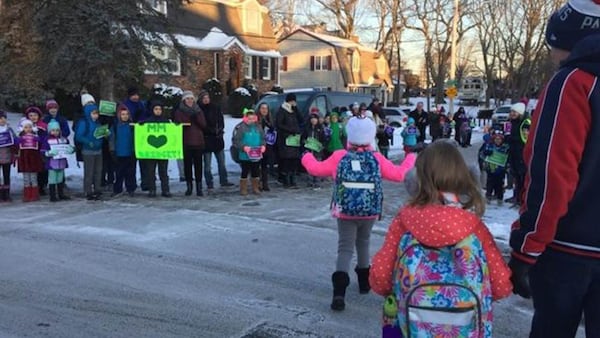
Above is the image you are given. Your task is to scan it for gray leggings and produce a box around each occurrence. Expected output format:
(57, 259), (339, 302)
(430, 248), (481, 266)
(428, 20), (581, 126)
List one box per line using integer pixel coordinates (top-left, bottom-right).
(336, 218), (376, 272)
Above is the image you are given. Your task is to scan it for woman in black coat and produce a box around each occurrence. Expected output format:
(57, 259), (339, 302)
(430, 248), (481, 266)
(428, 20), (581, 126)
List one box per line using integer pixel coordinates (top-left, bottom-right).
(275, 93), (302, 188)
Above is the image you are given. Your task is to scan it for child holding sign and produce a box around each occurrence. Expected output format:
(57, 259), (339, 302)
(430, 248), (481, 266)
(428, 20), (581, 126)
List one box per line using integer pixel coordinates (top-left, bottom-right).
(110, 104), (136, 197)
(483, 132), (510, 205)
(141, 102), (171, 198)
(302, 111), (326, 189)
(42, 119), (74, 202)
(75, 104), (109, 200)
(233, 109), (265, 195)
(0, 111), (17, 202)
(16, 118), (43, 202)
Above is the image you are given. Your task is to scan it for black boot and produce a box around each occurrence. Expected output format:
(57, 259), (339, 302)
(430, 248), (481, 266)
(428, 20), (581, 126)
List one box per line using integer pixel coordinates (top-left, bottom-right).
(57, 183), (71, 200)
(49, 184), (58, 202)
(185, 181), (193, 196)
(289, 173), (298, 189)
(148, 190), (157, 198)
(331, 271), (350, 311)
(261, 170), (270, 191)
(196, 182), (203, 196)
(280, 172), (290, 188)
(355, 266), (371, 294)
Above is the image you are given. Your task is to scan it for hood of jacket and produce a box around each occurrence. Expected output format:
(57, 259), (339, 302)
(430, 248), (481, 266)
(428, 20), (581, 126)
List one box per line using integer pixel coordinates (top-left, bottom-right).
(83, 104), (99, 121)
(281, 102), (294, 113)
(562, 35), (600, 76)
(399, 205), (480, 247)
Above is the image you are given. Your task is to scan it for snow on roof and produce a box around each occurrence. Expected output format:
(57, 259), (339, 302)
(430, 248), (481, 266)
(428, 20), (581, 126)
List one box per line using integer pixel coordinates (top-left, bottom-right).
(175, 27), (281, 58)
(296, 28), (377, 53)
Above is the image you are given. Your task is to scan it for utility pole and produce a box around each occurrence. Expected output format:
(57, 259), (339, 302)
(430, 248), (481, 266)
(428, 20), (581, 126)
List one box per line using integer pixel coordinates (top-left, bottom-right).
(448, 0), (459, 116)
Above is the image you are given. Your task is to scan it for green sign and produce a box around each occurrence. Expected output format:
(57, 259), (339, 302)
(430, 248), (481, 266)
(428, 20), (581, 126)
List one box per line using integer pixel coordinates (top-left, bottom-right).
(304, 137), (323, 152)
(99, 100), (117, 116)
(94, 124), (110, 139)
(485, 150), (508, 167)
(134, 123), (183, 159)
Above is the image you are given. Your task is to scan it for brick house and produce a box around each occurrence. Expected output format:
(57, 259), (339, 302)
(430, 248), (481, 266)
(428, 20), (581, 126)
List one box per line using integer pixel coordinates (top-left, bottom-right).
(142, 0), (281, 101)
(278, 28), (394, 104)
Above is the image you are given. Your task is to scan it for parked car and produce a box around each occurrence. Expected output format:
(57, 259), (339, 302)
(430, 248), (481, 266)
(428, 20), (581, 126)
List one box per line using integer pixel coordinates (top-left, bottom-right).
(491, 105), (512, 124)
(381, 107), (410, 128)
(253, 91), (373, 122)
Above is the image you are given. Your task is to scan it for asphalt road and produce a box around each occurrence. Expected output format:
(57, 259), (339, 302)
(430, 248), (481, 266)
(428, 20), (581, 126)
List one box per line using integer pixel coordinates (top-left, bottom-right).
(0, 144), (584, 338)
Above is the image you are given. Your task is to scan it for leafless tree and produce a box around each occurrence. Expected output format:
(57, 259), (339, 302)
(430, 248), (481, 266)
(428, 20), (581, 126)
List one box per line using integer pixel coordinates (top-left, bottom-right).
(310, 0), (361, 39)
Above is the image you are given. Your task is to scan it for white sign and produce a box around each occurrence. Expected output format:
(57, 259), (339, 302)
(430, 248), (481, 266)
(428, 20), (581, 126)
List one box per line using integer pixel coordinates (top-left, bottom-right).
(50, 143), (74, 159)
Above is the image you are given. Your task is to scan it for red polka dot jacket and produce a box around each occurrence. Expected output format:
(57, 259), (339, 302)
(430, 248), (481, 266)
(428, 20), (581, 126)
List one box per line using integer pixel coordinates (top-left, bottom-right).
(370, 204), (513, 301)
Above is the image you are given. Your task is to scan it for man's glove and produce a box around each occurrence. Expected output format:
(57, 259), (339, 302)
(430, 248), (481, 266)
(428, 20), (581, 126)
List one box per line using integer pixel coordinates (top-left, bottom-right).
(509, 257), (532, 299)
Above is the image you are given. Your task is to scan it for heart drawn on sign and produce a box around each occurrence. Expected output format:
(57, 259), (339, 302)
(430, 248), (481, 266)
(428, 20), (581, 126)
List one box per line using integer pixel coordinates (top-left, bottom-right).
(147, 135), (168, 148)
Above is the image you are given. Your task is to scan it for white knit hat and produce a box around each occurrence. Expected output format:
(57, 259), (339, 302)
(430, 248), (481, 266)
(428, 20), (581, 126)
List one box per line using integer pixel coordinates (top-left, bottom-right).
(346, 116), (376, 146)
(81, 93), (95, 106)
(511, 102), (526, 115)
(18, 118), (33, 132)
(181, 90), (195, 101)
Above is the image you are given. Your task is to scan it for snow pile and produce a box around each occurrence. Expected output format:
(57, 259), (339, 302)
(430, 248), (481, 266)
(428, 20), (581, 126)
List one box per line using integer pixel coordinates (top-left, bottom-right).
(234, 87), (252, 97)
(152, 83), (183, 97)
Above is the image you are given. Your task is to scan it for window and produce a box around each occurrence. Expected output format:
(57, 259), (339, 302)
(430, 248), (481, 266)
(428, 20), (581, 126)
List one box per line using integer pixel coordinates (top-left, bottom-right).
(261, 57), (271, 80)
(311, 55), (332, 71)
(145, 46), (181, 76)
(243, 55), (252, 79)
(148, 0), (167, 15)
(308, 95), (327, 116)
(213, 53), (221, 79)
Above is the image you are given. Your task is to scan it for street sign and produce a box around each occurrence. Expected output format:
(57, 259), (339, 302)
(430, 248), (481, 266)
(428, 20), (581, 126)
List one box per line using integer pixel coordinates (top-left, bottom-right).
(445, 86), (458, 98)
(445, 79), (457, 87)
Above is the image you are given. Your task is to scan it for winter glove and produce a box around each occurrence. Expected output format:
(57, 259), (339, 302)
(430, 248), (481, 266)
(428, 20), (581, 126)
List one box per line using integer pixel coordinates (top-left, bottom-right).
(509, 257), (532, 299)
(46, 150), (58, 157)
(243, 146), (251, 154)
(260, 145), (266, 153)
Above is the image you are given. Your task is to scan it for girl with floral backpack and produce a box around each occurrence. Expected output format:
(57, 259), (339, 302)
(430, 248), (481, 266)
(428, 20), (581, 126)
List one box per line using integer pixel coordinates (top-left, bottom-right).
(370, 141), (512, 337)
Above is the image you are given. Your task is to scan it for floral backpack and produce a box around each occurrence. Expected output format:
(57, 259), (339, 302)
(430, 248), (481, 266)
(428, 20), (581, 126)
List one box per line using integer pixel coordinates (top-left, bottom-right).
(382, 232), (493, 338)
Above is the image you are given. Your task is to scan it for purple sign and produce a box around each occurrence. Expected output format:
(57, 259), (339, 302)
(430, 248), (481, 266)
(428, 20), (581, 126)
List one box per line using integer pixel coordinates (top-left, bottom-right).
(19, 134), (39, 150)
(0, 131), (14, 147)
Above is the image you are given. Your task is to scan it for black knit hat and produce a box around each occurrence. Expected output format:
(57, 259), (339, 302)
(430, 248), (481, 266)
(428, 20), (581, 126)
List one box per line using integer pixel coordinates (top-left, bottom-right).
(285, 93), (297, 102)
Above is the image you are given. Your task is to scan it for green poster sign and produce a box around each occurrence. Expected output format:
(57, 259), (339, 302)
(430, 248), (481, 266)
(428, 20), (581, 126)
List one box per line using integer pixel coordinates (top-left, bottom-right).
(484, 150), (508, 167)
(99, 100), (117, 116)
(94, 124), (110, 139)
(134, 123), (183, 160)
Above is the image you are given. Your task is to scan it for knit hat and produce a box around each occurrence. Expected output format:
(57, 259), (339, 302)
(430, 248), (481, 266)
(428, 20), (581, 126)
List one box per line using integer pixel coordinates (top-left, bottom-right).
(285, 93), (296, 102)
(181, 90), (195, 101)
(408, 117), (416, 125)
(18, 118), (33, 132)
(81, 93), (95, 106)
(47, 119), (60, 132)
(149, 101), (164, 112)
(198, 90), (209, 100)
(25, 106), (43, 118)
(511, 102), (526, 115)
(45, 99), (59, 110)
(127, 86), (139, 97)
(546, 0), (600, 51)
(0, 110), (6, 119)
(345, 116), (376, 146)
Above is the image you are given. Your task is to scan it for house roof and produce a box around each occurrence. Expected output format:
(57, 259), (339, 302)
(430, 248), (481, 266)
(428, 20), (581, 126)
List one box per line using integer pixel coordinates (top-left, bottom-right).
(167, 0), (278, 52)
(174, 28), (281, 57)
(279, 29), (392, 88)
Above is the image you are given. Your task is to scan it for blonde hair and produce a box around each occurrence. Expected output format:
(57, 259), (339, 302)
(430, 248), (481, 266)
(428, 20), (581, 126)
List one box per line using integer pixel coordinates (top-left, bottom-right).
(409, 141), (485, 216)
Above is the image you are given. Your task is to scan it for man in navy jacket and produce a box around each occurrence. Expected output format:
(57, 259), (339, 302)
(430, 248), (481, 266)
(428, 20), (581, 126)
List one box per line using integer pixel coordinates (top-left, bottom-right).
(509, 1), (600, 337)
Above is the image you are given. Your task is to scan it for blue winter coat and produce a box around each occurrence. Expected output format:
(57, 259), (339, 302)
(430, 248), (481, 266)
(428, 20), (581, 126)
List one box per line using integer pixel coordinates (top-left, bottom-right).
(110, 120), (134, 157)
(75, 105), (103, 152)
(122, 98), (147, 123)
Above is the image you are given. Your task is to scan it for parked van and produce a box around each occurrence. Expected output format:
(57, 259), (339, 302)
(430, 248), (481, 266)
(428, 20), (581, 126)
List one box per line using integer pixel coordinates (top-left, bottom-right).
(254, 90), (373, 122)
(458, 77), (487, 104)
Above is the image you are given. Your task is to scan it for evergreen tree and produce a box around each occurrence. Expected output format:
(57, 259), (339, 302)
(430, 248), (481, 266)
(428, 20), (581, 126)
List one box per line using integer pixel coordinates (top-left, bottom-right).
(0, 0), (186, 106)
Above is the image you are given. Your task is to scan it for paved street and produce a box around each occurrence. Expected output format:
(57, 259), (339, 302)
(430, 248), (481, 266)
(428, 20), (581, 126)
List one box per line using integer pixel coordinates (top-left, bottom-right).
(0, 144), (584, 337)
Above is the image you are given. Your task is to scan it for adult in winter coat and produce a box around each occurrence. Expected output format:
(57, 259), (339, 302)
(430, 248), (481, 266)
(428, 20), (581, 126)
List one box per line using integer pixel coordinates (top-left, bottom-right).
(198, 90), (233, 190)
(173, 90), (207, 196)
(428, 108), (443, 141)
(258, 103), (276, 191)
(408, 102), (429, 143)
(505, 102), (527, 206)
(275, 93), (302, 188)
(509, 2), (600, 337)
(122, 87), (148, 123)
(453, 106), (468, 144)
